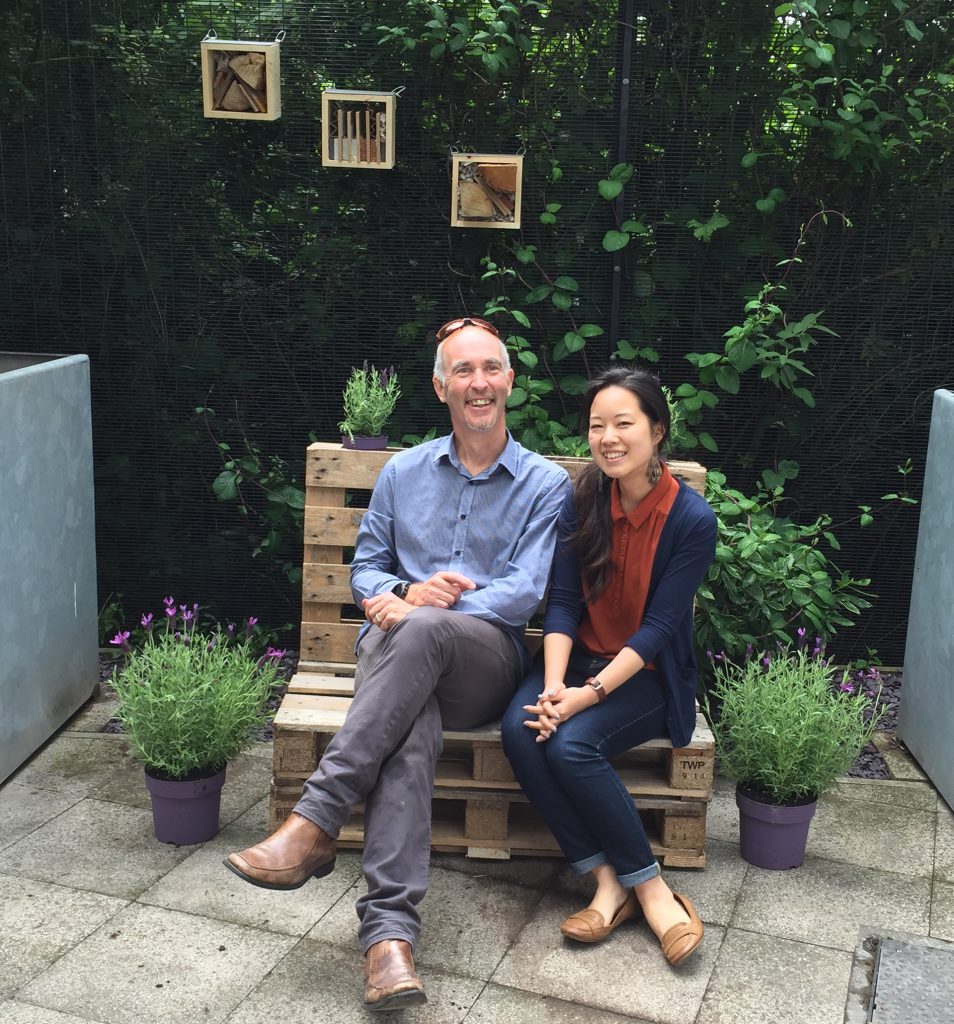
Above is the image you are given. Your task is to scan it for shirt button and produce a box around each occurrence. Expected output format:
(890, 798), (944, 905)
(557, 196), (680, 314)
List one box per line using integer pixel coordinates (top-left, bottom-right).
(460, 514), (467, 519)
(455, 550), (462, 556)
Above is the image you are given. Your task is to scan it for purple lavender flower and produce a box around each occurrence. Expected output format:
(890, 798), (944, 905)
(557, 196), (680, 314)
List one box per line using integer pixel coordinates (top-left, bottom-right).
(141, 613), (154, 632)
(266, 647), (287, 661)
(744, 643), (753, 662)
(110, 630), (131, 651)
(163, 596), (175, 608)
(839, 680), (855, 694)
(182, 609), (194, 623)
(206, 639), (216, 652)
(165, 606), (176, 619)
(706, 649), (713, 661)
(796, 627), (806, 646)
(227, 623), (235, 637)
(246, 616), (258, 637)
(761, 654), (771, 669)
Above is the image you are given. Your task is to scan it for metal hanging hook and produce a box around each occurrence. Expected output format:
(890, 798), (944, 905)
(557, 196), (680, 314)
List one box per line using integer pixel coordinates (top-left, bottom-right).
(202, 28), (217, 42)
(275, 29), (286, 43)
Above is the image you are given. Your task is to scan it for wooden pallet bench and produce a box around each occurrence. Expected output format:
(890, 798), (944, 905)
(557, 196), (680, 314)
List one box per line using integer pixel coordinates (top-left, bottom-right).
(272, 442), (713, 865)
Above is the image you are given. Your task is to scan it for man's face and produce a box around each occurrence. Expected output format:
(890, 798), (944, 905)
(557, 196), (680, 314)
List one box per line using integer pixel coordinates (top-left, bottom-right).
(433, 327), (514, 436)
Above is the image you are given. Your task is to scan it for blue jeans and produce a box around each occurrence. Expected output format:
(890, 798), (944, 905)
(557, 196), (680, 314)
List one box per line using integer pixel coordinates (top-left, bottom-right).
(501, 644), (668, 886)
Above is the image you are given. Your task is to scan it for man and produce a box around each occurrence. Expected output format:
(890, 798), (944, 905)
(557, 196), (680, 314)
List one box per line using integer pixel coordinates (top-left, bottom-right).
(225, 317), (570, 1011)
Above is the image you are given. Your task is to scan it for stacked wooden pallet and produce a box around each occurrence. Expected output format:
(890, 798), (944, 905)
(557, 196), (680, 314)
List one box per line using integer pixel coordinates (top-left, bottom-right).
(270, 443), (714, 866)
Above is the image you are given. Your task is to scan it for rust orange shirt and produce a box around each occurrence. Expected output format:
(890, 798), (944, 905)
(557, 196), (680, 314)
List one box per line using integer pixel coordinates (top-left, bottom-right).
(577, 464), (680, 659)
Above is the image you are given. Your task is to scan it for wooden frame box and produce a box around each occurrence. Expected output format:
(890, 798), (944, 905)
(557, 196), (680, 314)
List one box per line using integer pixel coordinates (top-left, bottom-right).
(451, 153), (523, 230)
(201, 39), (281, 121)
(321, 90), (396, 169)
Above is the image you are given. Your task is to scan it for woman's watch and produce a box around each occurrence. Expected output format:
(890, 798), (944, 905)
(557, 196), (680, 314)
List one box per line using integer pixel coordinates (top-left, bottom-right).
(585, 676), (607, 703)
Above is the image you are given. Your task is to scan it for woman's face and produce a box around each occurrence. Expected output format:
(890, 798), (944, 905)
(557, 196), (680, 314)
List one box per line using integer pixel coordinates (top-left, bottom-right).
(587, 385), (665, 488)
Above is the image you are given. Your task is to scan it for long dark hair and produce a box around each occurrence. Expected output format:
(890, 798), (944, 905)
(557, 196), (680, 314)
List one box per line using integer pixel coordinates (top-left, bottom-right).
(574, 367), (671, 601)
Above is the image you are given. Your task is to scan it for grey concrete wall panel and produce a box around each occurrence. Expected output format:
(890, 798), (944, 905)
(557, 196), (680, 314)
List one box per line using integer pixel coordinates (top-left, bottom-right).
(899, 388), (954, 807)
(0, 353), (98, 783)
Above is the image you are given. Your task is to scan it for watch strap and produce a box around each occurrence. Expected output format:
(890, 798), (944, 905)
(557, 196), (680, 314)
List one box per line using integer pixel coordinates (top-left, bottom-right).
(585, 676), (607, 703)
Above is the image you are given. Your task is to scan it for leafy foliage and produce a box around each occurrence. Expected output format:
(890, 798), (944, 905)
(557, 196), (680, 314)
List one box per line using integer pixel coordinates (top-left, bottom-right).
(706, 645), (884, 804)
(112, 610), (284, 779)
(338, 365), (401, 440)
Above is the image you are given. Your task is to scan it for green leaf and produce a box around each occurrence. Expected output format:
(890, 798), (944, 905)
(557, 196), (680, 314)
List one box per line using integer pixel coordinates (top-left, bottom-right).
(598, 179), (623, 200)
(524, 285), (551, 304)
(741, 152), (762, 168)
(559, 374), (588, 395)
(517, 351), (538, 369)
(507, 387), (528, 407)
(429, 43), (446, 58)
(824, 531), (842, 550)
(755, 197), (776, 214)
(552, 291), (573, 311)
(562, 331), (585, 353)
(577, 323), (604, 338)
(903, 19), (923, 41)
(793, 387), (816, 407)
(698, 432), (718, 453)
(774, 3), (793, 14)
(609, 163), (634, 182)
(539, 212), (556, 225)
(615, 340), (637, 359)
(554, 276), (579, 292)
(603, 229), (630, 252)
(511, 310), (531, 328)
(213, 471), (239, 501)
(828, 19), (851, 39)
(715, 365), (740, 394)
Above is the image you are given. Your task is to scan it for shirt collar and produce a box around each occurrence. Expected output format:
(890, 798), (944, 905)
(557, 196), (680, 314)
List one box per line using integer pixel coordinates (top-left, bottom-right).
(434, 432), (519, 479)
(610, 463), (674, 526)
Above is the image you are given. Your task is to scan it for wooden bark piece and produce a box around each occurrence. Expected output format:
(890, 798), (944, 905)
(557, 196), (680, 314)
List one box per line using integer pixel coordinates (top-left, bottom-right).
(221, 80), (252, 111)
(458, 181), (494, 218)
(478, 163), (517, 192)
(229, 52), (265, 91)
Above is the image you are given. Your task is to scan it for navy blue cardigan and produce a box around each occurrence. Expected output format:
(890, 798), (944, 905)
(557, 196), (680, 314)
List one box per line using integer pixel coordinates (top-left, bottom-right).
(543, 480), (717, 748)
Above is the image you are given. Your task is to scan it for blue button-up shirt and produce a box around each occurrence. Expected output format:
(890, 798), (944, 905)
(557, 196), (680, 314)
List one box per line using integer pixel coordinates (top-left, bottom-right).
(350, 433), (570, 664)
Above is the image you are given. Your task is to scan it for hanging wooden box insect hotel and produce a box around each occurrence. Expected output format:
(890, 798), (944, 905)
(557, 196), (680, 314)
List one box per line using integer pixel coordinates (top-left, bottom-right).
(321, 91), (396, 169)
(201, 38), (281, 121)
(451, 154), (523, 230)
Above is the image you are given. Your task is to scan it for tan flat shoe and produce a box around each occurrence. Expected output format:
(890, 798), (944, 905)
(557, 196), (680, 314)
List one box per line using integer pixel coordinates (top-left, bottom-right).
(560, 891), (641, 943)
(660, 893), (704, 966)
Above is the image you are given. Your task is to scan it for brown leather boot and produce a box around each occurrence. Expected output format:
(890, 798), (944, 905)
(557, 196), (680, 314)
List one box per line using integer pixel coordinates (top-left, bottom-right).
(363, 939), (427, 1012)
(223, 812), (336, 890)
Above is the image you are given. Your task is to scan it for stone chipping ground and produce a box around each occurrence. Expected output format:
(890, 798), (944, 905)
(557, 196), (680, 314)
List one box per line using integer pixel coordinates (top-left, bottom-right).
(99, 653), (903, 778)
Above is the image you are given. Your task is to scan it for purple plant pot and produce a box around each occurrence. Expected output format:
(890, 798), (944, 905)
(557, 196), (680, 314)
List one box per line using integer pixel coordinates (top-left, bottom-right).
(341, 435), (388, 451)
(736, 786), (817, 870)
(144, 767), (226, 845)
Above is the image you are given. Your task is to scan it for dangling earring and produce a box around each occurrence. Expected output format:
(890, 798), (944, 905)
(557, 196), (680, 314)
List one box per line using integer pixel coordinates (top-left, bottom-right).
(648, 447), (662, 486)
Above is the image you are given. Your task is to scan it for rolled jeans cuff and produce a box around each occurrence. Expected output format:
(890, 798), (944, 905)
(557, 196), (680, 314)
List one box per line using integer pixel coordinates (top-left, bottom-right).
(618, 860), (660, 887)
(570, 851), (608, 875)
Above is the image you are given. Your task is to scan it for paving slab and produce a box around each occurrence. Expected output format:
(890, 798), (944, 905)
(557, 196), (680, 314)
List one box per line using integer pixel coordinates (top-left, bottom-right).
(704, 776), (740, 846)
(464, 982), (653, 1023)
(18, 902), (294, 1024)
(732, 856), (930, 952)
(430, 850), (563, 889)
(7, 737), (136, 802)
(61, 688), (119, 734)
(696, 928), (852, 1024)
(0, 1002), (110, 1024)
(934, 800), (954, 884)
(0, 873), (125, 1000)
(553, 838), (746, 928)
(873, 734), (929, 783)
(224, 936), (484, 1024)
(806, 794), (935, 877)
(492, 890), (722, 1024)
(930, 880), (954, 942)
(833, 778), (937, 812)
(0, 783), (81, 854)
(308, 864), (545, 980)
(139, 799), (363, 936)
(0, 799), (194, 899)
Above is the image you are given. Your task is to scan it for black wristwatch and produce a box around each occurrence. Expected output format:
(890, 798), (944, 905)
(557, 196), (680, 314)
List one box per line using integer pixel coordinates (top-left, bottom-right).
(392, 581), (411, 600)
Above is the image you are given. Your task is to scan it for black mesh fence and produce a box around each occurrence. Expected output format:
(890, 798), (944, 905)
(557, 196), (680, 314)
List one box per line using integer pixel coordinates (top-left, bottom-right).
(1, 1), (951, 659)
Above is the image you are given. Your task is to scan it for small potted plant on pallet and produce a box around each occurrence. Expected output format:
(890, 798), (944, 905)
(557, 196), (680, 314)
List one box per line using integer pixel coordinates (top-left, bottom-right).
(338, 364), (400, 450)
(705, 638), (884, 869)
(110, 600), (285, 844)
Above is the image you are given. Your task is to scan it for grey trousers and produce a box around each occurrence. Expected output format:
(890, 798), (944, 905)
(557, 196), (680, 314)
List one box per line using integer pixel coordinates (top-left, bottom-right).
(294, 606), (522, 951)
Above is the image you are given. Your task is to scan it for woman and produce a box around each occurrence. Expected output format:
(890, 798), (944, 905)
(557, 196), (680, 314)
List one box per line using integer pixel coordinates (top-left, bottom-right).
(501, 366), (716, 966)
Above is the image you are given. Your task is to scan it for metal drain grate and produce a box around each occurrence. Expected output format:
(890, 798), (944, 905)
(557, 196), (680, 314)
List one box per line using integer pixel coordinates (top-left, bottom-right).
(867, 939), (954, 1023)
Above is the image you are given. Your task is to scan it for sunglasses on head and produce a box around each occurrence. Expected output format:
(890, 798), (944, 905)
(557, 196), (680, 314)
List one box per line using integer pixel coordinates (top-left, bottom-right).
(435, 316), (501, 343)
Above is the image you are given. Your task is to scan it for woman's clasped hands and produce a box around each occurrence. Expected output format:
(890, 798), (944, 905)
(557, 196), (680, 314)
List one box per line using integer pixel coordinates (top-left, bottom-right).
(523, 682), (599, 743)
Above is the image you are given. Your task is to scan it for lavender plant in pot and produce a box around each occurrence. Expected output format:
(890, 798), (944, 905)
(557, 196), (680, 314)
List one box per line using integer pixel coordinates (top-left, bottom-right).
(705, 640), (884, 869)
(338, 364), (400, 450)
(111, 600), (284, 844)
